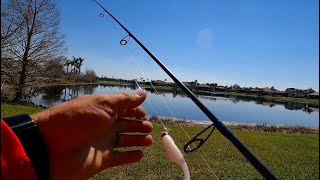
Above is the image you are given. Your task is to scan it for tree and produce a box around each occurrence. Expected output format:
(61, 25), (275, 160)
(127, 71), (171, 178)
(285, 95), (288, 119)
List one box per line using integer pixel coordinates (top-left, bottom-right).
(1, 1), (24, 88)
(2, 0), (66, 101)
(231, 84), (240, 90)
(77, 57), (84, 74)
(1, 0), (25, 54)
(64, 60), (71, 74)
(270, 86), (278, 91)
(70, 56), (77, 73)
(43, 58), (65, 79)
(82, 68), (97, 83)
(73, 57), (84, 82)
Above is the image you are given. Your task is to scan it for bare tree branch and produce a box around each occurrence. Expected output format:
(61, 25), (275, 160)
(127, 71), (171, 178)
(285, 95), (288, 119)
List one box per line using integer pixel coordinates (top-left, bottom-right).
(1, 0), (67, 101)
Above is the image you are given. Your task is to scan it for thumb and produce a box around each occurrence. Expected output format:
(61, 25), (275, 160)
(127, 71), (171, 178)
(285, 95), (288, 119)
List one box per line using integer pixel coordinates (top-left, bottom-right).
(112, 90), (147, 109)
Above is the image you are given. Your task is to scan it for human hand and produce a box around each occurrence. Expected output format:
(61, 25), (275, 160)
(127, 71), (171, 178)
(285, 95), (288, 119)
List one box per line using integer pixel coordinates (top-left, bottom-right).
(31, 91), (153, 180)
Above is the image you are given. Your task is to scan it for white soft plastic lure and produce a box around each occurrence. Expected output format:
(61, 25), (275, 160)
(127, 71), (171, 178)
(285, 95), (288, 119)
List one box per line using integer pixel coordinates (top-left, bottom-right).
(161, 130), (190, 180)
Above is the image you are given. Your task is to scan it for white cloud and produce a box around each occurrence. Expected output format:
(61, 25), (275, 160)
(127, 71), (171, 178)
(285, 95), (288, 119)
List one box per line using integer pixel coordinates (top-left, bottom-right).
(196, 28), (213, 49)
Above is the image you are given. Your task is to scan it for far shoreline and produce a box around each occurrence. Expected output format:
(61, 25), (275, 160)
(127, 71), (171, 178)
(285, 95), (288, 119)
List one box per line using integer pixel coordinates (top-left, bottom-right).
(3, 79), (318, 107)
(29, 81), (320, 107)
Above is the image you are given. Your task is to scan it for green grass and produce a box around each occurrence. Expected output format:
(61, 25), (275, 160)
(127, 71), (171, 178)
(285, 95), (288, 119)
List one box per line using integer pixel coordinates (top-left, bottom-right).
(2, 103), (318, 179)
(227, 92), (257, 98)
(226, 92), (319, 106)
(263, 95), (319, 105)
(141, 85), (173, 91)
(1, 103), (43, 117)
(58, 80), (128, 86)
(97, 80), (127, 85)
(93, 123), (319, 179)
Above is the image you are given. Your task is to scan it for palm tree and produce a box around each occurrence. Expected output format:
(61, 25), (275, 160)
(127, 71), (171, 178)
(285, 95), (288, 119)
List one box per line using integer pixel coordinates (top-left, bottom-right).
(64, 60), (71, 74)
(73, 59), (81, 82)
(74, 60), (80, 74)
(71, 56), (77, 74)
(77, 57), (85, 75)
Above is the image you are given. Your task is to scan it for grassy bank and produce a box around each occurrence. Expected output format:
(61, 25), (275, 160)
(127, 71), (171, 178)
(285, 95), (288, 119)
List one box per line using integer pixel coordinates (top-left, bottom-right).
(264, 95), (319, 105)
(1, 103), (318, 179)
(227, 92), (319, 106)
(42, 80), (129, 86)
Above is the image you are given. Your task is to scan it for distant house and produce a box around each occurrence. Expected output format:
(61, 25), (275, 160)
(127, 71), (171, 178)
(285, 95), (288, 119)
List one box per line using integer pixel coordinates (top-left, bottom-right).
(208, 83), (218, 87)
(273, 91), (288, 97)
(165, 82), (175, 87)
(262, 87), (273, 95)
(182, 82), (192, 88)
(235, 87), (246, 93)
(214, 85), (226, 92)
(285, 88), (306, 98)
(208, 83), (218, 90)
(152, 80), (167, 86)
(247, 89), (263, 96)
(197, 84), (211, 91)
(308, 92), (319, 99)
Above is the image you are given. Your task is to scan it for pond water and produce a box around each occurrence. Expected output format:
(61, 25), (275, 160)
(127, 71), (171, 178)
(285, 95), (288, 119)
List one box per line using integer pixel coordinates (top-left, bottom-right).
(30, 85), (319, 127)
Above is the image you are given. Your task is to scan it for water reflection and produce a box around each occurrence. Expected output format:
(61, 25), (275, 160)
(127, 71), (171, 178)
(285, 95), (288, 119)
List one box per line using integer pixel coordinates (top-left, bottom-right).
(31, 85), (318, 114)
(29, 85), (319, 127)
(37, 86), (65, 107)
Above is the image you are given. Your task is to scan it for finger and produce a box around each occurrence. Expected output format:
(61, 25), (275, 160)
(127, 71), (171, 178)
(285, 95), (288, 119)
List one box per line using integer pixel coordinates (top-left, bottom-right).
(115, 134), (153, 148)
(117, 119), (153, 133)
(108, 150), (143, 167)
(119, 106), (146, 118)
(110, 90), (147, 109)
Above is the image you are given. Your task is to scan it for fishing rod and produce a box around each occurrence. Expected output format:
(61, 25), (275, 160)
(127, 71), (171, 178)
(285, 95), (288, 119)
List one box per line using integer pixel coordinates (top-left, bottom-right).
(91, 0), (277, 179)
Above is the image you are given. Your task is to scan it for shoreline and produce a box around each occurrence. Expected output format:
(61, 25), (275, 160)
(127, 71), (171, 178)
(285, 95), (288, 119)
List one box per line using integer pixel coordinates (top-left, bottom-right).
(2, 82), (319, 107)
(146, 116), (319, 135)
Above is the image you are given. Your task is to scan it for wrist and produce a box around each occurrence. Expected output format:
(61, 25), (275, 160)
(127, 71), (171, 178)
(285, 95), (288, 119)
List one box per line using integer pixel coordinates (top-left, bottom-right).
(31, 109), (50, 127)
(31, 110), (51, 140)
(3, 114), (50, 180)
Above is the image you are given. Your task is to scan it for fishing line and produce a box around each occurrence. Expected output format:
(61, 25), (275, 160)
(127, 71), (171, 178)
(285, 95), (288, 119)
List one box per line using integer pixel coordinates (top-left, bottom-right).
(134, 80), (167, 130)
(120, 38), (171, 131)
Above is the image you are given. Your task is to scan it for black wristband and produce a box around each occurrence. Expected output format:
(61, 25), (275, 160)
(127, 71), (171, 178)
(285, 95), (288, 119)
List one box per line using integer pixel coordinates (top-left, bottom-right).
(3, 114), (50, 180)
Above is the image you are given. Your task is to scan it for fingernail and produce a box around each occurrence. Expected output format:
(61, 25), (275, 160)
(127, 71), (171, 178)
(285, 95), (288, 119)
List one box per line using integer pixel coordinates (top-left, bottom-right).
(135, 90), (146, 97)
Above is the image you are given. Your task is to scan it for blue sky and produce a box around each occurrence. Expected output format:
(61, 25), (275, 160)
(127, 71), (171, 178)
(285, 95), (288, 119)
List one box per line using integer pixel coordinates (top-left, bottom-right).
(56, 0), (319, 91)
